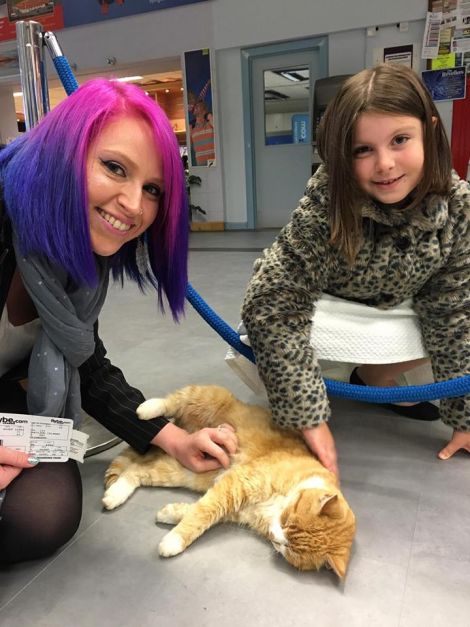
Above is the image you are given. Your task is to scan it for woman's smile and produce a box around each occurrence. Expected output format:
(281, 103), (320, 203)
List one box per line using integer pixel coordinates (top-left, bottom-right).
(86, 115), (163, 256)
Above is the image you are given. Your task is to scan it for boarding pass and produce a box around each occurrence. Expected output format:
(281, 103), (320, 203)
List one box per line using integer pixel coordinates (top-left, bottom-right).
(0, 413), (89, 463)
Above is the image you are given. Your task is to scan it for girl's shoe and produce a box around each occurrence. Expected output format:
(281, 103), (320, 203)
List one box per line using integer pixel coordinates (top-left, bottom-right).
(349, 367), (440, 421)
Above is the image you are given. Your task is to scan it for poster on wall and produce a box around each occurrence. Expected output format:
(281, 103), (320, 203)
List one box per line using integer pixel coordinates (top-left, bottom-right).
(184, 48), (215, 167)
(423, 1), (470, 60)
(0, 0), (208, 42)
(421, 66), (467, 100)
(383, 44), (414, 67)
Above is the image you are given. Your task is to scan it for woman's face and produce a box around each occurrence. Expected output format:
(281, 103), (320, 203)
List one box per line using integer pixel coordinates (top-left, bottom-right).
(352, 112), (425, 205)
(86, 115), (163, 256)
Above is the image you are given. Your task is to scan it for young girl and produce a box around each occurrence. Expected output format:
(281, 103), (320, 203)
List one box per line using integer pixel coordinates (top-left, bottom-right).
(242, 63), (470, 476)
(0, 79), (236, 564)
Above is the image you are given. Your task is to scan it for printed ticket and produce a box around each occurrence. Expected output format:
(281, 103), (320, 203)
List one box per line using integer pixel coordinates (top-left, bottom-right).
(0, 413), (88, 463)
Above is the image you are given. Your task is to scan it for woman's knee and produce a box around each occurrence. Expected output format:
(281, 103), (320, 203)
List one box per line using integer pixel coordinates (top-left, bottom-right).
(0, 461), (83, 564)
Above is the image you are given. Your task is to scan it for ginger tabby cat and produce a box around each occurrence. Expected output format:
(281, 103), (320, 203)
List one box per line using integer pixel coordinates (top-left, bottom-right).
(102, 385), (356, 577)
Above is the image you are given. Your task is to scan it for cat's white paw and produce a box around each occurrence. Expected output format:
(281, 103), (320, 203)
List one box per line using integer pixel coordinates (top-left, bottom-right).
(159, 530), (185, 557)
(156, 503), (187, 524)
(102, 478), (135, 510)
(136, 398), (167, 420)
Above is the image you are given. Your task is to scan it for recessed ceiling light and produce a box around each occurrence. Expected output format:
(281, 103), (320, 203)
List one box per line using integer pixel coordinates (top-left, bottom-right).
(114, 75), (143, 82)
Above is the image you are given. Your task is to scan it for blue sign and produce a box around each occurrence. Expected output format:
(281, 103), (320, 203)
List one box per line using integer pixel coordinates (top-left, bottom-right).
(62, 0), (208, 27)
(292, 113), (310, 144)
(421, 67), (467, 102)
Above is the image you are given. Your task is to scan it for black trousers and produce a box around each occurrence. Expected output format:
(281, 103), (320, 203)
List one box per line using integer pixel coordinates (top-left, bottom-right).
(0, 379), (83, 565)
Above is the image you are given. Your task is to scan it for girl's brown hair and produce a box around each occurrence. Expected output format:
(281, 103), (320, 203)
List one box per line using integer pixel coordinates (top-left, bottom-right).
(316, 63), (452, 264)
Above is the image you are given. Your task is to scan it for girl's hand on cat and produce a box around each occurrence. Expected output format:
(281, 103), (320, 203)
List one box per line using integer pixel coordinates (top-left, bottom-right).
(438, 430), (470, 461)
(152, 422), (238, 473)
(0, 446), (39, 490)
(301, 422), (339, 477)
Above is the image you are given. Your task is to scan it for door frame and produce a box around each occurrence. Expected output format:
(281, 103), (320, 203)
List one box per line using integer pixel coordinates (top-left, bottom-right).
(241, 37), (328, 229)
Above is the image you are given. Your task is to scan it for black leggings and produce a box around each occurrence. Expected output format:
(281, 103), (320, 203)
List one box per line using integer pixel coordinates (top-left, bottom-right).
(0, 380), (83, 565)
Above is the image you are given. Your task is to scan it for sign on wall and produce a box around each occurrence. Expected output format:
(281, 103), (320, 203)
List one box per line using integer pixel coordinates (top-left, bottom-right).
(421, 65), (467, 101)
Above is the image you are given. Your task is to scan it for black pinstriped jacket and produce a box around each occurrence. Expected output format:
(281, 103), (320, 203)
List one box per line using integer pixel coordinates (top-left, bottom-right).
(0, 193), (168, 454)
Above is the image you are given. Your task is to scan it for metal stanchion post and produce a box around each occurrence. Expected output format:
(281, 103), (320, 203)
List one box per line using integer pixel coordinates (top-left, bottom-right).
(15, 21), (49, 129)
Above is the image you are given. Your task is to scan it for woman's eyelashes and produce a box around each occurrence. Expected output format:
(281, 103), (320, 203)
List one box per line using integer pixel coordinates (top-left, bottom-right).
(101, 158), (126, 177)
(100, 158), (161, 199)
(100, 159), (126, 176)
(143, 183), (162, 199)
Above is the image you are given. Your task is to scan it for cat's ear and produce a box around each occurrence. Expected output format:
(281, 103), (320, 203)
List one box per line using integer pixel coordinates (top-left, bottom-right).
(326, 552), (350, 579)
(319, 493), (342, 518)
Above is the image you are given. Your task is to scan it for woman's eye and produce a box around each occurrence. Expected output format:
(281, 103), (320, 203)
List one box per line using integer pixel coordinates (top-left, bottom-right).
(101, 159), (125, 177)
(144, 184), (162, 199)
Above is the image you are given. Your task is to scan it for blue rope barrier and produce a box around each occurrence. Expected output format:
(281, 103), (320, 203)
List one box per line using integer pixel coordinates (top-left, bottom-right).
(186, 285), (470, 403)
(52, 56), (78, 95)
(51, 52), (470, 405)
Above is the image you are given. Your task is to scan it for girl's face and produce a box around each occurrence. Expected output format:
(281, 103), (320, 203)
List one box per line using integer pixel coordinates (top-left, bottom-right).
(352, 112), (425, 206)
(86, 115), (163, 256)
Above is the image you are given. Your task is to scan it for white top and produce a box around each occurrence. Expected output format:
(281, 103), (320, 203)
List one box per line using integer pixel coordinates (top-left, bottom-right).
(0, 306), (41, 378)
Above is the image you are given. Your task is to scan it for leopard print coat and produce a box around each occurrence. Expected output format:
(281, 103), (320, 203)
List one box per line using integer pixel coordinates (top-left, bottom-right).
(242, 165), (470, 432)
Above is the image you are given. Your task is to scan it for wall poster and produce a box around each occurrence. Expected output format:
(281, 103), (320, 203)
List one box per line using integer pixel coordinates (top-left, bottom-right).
(421, 65), (467, 100)
(184, 48), (215, 167)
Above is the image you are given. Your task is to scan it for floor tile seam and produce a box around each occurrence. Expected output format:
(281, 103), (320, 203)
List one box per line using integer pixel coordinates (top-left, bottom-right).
(408, 547), (470, 564)
(0, 515), (103, 614)
(397, 492), (422, 627)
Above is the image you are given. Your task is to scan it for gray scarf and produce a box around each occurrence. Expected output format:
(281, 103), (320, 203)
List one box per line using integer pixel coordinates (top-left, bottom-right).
(12, 232), (109, 425)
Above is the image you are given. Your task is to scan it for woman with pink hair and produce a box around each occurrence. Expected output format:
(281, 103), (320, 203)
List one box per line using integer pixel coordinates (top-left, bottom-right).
(0, 78), (236, 564)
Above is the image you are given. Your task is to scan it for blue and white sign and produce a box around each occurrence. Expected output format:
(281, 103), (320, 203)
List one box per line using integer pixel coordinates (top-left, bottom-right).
(292, 114), (310, 144)
(421, 66), (467, 102)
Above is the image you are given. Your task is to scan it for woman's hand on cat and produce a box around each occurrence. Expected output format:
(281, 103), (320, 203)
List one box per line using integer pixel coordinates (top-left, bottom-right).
(151, 422), (238, 473)
(0, 446), (39, 489)
(301, 422), (339, 477)
(438, 430), (470, 461)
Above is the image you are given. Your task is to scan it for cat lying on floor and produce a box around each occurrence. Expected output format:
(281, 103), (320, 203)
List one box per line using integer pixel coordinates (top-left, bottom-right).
(102, 385), (356, 577)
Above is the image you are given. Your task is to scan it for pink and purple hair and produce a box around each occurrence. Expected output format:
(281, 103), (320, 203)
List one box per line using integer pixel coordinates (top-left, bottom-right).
(0, 78), (188, 319)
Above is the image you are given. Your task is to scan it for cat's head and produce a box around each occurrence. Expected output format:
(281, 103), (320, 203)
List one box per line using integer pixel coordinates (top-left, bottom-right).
(269, 486), (356, 578)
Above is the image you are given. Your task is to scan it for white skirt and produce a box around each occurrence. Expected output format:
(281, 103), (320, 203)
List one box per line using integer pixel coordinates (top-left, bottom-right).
(312, 294), (427, 363)
(225, 294), (430, 396)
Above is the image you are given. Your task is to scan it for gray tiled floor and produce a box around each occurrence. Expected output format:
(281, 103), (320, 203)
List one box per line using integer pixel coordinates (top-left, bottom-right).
(1, 230), (469, 626)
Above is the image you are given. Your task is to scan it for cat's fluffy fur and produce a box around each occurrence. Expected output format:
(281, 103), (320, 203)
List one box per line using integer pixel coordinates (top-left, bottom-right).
(103, 385), (356, 577)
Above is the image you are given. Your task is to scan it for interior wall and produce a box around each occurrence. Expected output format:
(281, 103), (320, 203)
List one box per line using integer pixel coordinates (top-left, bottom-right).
(48, 4), (214, 74)
(0, 0), (436, 226)
(211, 0), (428, 50)
(0, 91), (19, 144)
